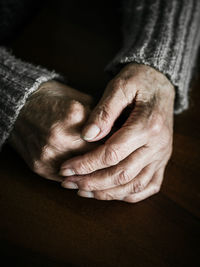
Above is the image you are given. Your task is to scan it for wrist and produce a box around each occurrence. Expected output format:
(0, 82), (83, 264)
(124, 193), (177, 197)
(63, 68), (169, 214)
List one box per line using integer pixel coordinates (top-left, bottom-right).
(27, 80), (56, 101)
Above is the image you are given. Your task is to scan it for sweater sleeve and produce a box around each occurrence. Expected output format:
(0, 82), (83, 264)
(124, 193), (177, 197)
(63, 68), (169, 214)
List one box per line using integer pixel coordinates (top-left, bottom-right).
(104, 0), (200, 114)
(0, 47), (64, 150)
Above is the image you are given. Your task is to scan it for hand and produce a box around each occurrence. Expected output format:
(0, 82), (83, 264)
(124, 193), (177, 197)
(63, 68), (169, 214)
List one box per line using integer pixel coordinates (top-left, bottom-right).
(8, 80), (97, 182)
(60, 63), (175, 202)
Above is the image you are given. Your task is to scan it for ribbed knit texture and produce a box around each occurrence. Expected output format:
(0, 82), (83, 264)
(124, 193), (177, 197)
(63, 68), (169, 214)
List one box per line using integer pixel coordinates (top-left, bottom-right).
(0, 47), (63, 150)
(0, 0), (200, 150)
(104, 0), (200, 113)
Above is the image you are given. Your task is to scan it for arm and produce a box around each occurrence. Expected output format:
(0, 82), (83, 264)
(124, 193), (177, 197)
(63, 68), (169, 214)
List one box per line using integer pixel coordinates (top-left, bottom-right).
(60, 0), (200, 202)
(0, 47), (62, 150)
(104, 0), (200, 113)
(0, 1), (97, 182)
(0, 0), (55, 149)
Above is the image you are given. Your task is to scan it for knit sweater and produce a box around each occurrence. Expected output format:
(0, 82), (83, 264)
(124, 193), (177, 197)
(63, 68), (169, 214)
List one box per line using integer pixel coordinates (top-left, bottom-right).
(0, 0), (200, 150)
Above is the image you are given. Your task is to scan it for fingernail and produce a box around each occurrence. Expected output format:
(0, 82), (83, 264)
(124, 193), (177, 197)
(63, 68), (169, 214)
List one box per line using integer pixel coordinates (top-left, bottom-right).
(60, 168), (75, 176)
(78, 190), (94, 198)
(62, 181), (78, 189)
(82, 124), (100, 140)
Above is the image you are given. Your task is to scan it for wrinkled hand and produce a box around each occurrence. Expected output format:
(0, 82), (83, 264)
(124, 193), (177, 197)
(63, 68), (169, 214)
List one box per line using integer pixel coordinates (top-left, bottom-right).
(60, 63), (175, 202)
(8, 80), (97, 182)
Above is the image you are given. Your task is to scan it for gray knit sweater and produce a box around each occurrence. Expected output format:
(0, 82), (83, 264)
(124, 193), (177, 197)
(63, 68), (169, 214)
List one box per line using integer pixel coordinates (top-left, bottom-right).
(0, 0), (200, 150)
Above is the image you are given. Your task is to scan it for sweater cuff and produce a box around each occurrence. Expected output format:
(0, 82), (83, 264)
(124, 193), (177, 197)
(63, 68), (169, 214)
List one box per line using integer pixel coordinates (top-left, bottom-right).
(0, 47), (65, 149)
(104, 0), (200, 114)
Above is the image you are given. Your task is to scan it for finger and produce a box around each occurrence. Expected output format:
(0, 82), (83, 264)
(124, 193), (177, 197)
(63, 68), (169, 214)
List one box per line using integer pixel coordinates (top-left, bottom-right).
(91, 162), (158, 200)
(81, 78), (135, 142)
(62, 146), (155, 191)
(37, 168), (65, 182)
(123, 167), (165, 203)
(60, 115), (148, 176)
(45, 174), (64, 182)
(11, 133), (64, 183)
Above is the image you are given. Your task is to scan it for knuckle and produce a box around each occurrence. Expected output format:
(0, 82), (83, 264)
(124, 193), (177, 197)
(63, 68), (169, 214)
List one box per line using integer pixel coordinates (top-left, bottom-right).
(149, 114), (163, 135)
(79, 180), (93, 191)
(152, 184), (160, 194)
(109, 77), (131, 104)
(67, 100), (85, 123)
(94, 191), (113, 201)
(32, 159), (41, 172)
(48, 123), (72, 150)
(48, 126), (63, 147)
(103, 145), (120, 166)
(32, 160), (45, 176)
(95, 104), (111, 125)
(74, 161), (86, 174)
(131, 180), (145, 193)
(114, 170), (130, 186)
(74, 159), (93, 174)
(68, 100), (83, 111)
(40, 145), (54, 162)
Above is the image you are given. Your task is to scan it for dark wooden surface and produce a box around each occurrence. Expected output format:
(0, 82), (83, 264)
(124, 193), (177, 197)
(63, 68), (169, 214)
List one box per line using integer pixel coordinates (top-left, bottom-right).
(0, 1), (200, 266)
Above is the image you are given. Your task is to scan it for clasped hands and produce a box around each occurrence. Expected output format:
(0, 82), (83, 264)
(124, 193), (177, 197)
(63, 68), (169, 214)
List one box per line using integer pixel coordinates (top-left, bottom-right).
(9, 63), (175, 203)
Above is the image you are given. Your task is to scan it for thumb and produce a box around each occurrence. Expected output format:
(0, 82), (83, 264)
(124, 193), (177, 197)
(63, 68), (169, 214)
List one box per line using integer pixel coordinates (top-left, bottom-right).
(81, 80), (129, 142)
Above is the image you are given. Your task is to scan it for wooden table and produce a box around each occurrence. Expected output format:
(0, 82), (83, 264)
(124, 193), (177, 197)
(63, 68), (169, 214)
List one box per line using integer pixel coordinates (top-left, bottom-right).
(0, 1), (200, 266)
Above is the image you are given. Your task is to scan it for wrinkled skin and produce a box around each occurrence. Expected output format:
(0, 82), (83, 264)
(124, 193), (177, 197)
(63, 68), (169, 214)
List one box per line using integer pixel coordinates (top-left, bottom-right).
(60, 63), (175, 203)
(8, 81), (97, 182)
(9, 62), (175, 203)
